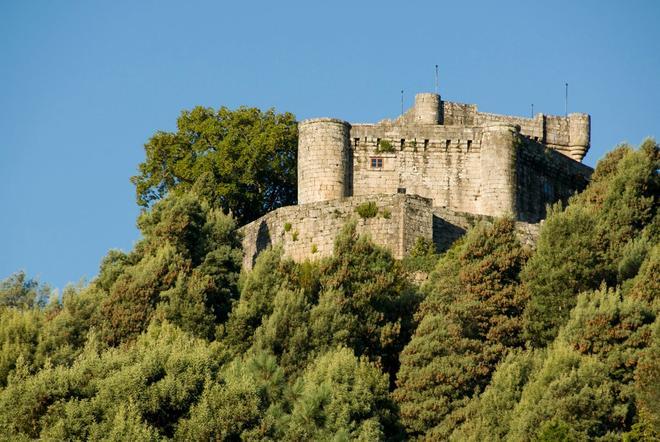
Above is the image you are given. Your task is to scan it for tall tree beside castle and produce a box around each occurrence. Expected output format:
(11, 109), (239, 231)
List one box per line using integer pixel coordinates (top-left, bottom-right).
(132, 106), (298, 225)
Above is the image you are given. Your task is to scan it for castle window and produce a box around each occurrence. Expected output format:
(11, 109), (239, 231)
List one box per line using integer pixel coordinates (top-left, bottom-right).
(370, 157), (383, 169)
(354, 138), (360, 147)
(424, 139), (429, 149)
(445, 140), (451, 149)
(400, 139), (405, 149)
(467, 140), (472, 150)
(376, 138), (381, 148)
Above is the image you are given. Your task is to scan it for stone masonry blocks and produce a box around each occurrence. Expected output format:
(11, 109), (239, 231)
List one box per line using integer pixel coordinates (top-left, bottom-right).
(298, 118), (352, 204)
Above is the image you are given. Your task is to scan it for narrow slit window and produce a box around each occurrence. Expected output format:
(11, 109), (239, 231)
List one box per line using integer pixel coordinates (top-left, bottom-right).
(376, 138), (381, 148)
(354, 138), (360, 147)
(467, 140), (472, 150)
(424, 139), (429, 149)
(445, 140), (451, 149)
(400, 139), (405, 149)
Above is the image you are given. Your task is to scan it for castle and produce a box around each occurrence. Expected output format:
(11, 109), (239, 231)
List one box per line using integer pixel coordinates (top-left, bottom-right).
(240, 93), (593, 269)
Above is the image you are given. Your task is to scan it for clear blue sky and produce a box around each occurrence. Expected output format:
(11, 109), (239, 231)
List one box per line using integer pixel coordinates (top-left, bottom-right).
(1, 0), (659, 290)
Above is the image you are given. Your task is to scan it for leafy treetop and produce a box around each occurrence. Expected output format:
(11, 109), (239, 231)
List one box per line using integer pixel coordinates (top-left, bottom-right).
(131, 106), (298, 225)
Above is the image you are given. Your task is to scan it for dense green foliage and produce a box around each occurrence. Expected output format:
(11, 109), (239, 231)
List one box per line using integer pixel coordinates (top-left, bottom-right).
(132, 106), (298, 225)
(394, 217), (530, 438)
(0, 136), (657, 440)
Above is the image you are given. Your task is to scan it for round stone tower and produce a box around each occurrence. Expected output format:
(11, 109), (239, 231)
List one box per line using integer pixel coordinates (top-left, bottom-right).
(297, 118), (352, 204)
(412, 93), (441, 124)
(568, 113), (591, 162)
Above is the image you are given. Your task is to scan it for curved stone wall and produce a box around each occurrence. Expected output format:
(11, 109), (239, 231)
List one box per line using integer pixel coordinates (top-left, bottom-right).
(297, 118), (352, 204)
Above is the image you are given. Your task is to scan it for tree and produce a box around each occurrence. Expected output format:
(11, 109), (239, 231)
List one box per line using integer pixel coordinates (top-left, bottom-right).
(131, 106), (298, 225)
(631, 320), (660, 440)
(522, 139), (659, 347)
(222, 246), (289, 355)
(284, 347), (400, 441)
(175, 352), (286, 441)
(521, 203), (607, 347)
(0, 271), (49, 309)
(504, 284), (657, 441)
(448, 349), (546, 441)
(97, 191), (242, 345)
(394, 218), (529, 438)
(309, 222), (420, 382)
(0, 322), (226, 440)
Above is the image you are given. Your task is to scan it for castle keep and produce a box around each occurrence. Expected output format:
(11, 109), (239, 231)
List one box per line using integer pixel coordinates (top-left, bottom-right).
(240, 93), (593, 269)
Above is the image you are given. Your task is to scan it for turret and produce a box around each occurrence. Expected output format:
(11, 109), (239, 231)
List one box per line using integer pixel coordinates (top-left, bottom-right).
(568, 113), (590, 162)
(412, 93), (441, 124)
(479, 123), (519, 217)
(297, 118), (352, 204)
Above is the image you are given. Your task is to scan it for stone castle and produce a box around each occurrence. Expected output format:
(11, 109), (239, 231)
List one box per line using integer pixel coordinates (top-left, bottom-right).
(240, 92), (593, 269)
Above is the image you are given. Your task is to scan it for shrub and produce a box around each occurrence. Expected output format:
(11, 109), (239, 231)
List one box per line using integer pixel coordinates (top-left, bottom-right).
(355, 202), (378, 219)
(380, 208), (391, 219)
(283, 222), (292, 232)
(377, 139), (395, 153)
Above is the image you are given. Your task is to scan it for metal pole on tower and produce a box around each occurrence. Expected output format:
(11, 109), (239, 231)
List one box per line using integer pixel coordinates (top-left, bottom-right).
(435, 65), (439, 94)
(531, 103), (534, 118)
(565, 82), (568, 117)
(401, 90), (404, 115)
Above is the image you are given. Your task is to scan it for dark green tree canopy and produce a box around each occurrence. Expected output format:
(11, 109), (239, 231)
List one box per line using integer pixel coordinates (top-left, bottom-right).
(132, 106), (298, 225)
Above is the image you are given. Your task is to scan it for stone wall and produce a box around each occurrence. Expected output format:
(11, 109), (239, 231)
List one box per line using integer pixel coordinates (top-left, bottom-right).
(347, 122), (591, 222)
(475, 110), (590, 162)
(298, 118), (352, 204)
(515, 138), (592, 222)
(239, 194), (542, 270)
(442, 101), (477, 125)
(436, 99), (590, 162)
(239, 194), (434, 270)
(350, 124), (484, 215)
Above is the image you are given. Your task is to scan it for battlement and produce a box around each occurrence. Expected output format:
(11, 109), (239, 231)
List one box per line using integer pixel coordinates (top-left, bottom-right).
(375, 93), (590, 162)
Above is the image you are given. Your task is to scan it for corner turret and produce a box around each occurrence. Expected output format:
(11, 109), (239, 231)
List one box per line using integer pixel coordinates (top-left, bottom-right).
(297, 118), (352, 204)
(568, 113), (590, 162)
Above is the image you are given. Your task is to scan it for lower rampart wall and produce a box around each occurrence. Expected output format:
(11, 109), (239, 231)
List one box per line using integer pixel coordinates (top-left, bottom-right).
(240, 195), (541, 270)
(239, 194), (434, 270)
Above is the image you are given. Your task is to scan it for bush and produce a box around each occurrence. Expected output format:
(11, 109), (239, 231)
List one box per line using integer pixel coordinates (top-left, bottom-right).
(377, 139), (395, 153)
(355, 201), (378, 219)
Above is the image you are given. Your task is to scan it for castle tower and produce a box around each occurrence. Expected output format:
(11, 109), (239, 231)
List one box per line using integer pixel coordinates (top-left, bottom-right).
(412, 93), (441, 124)
(479, 123), (519, 217)
(568, 113), (590, 162)
(297, 118), (352, 204)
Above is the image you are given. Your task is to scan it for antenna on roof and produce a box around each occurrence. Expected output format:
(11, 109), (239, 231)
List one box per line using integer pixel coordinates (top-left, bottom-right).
(401, 90), (404, 115)
(531, 103), (534, 118)
(435, 65), (439, 94)
(565, 82), (568, 117)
